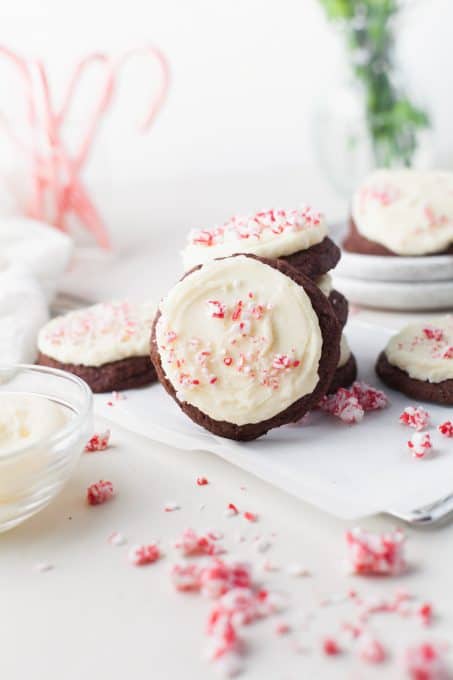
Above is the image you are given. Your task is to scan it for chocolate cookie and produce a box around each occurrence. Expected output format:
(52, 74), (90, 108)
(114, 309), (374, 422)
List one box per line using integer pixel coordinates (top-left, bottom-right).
(281, 237), (341, 279)
(151, 254), (341, 441)
(376, 352), (453, 405)
(328, 354), (357, 394)
(329, 289), (348, 329)
(37, 301), (158, 393)
(344, 218), (453, 257)
(38, 352), (157, 393)
(375, 319), (453, 405)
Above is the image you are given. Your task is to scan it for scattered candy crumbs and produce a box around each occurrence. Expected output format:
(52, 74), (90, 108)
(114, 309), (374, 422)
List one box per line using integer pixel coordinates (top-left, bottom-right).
(408, 432), (433, 459)
(320, 382), (388, 424)
(106, 390), (127, 407)
(86, 480), (115, 506)
(225, 503), (239, 517)
(400, 406), (431, 431)
(108, 531), (127, 546)
(164, 502), (180, 512)
(323, 638), (341, 656)
(197, 477), (209, 486)
(174, 528), (224, 557)
(128, 543), (161, 566)
(438, 421), (453, 438)
(84, 429), (111, 452)
(405, 642), (451, 680)
(34, 561), (54, 573)
(418, 603), (434, 627)
(358, 637), (386, 664)
(345, 527), (406, 576)
(243, 511), (258, 522)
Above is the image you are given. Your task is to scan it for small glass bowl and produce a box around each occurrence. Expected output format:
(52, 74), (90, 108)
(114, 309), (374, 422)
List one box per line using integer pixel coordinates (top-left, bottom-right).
(0, 364), (92, 532)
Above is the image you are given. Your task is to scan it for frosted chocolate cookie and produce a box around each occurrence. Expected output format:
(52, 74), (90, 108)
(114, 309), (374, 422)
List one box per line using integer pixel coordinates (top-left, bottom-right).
(328, 335), (357, 394)
(376, 319), (453, 404)
(344, 170), (453, 256)
(316, 274), (348, 329)
(151, 254), (341, 441)
(37, 301), (157, 393)
(182, 208), (340, 279)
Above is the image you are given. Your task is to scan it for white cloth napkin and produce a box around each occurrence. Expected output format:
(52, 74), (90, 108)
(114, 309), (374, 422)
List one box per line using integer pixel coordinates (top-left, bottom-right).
(0, 218), (73, 363)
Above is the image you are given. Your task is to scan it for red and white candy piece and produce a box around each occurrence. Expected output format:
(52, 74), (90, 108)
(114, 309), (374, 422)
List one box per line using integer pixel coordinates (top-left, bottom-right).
(345, 527), (406, 576)
(438, 421), (453, 438)
(408, 432), (433, 459)
(86, 480), (115, 506)
(400, 406), (430, 431)
(404, 642), (450, 680)
(128, 543), (161, 566)
(85, 429), (111, 452)
(358, 637), (386, 664)
(174, 528), (224, 557)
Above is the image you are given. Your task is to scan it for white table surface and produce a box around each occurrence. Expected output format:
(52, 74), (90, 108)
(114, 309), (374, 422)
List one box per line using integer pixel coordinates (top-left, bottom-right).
(3, 172), (453, 679)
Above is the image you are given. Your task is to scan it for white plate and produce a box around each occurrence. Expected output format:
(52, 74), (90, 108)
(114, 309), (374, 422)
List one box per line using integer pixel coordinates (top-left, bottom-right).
(94, 320), (453, 520)
(336, 251), (453, 283)
(332, 275), (453, 311)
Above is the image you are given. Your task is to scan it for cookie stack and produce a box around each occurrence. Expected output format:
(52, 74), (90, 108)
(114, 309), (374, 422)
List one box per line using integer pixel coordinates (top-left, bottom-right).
(180, 208), (357, 396)
(335, 169), (453, 311)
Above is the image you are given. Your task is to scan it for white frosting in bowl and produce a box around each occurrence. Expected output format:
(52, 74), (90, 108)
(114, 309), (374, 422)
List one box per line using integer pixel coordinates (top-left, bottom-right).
(352, 170), (453, 256)
(385, 318), (453, 383)
(156, 255), (323, 425)
(182, 207), (327, 270)
(38, 301), (156, 367)
(0, 394), (67, 456)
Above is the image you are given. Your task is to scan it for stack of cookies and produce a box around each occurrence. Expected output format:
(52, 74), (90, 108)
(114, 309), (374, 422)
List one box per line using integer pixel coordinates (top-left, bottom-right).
(335, 169), (453, 310)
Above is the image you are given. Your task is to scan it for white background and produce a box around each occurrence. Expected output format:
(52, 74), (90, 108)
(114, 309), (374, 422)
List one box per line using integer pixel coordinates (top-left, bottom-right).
(1, 0), (452, 190)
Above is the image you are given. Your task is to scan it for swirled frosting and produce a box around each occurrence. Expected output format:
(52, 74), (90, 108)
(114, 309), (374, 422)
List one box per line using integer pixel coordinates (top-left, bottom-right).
(182, 207), (327, 270)
(156, 255), (323, 425)
(352, 170), (453, 255)
(384, 318), (453, 382)
(38, 301), (156, 367)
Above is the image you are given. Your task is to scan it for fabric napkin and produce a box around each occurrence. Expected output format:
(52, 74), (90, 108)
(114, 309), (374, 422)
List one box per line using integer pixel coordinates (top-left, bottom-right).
(0, 218), (73, 363)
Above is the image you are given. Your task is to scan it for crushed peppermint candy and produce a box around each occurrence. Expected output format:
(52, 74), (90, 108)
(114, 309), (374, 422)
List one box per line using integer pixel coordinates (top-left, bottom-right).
(359, 637), (386, 664)
(243, 511), (258, 523)
(86, 480), (115, 506)
(345, 527), (406, 576)
(408, 432), (433, 459)
(400, 406), (430, 431)
(438, 421), (453, 438)
(323, 638), (341, 656)
(108, 531), (127, 546)
(404, 642), (451, 680)
(128, 543), (161, 566)
(174, 528), (224, 557)
(320, 389), (364, 424)
(197, 476), (209, 486)
(423, 326), (444, 342)
(418, 603), (434, 627)
(84, 429), (111, 452)
(225, 503), (239, 517)
(351, 381), (389, 411)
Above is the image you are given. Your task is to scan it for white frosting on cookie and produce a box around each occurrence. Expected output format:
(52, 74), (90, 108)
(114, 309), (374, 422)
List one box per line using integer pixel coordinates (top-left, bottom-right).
(182, 207), (327, 270)
(338, 334), (351, 368)
(385, 318), (453, 383)
(156, 255), (323, 426)
(352, 170), (453, 255)
(38, 301), (156, 367)
(316, 274), (333, 296)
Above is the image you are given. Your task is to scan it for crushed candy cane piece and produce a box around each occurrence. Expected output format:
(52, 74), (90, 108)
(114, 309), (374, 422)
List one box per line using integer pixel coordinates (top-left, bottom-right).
(87, 480), (115, 506)
(400, 406), (430, 431)
(408, 432), (433, 459)
(438, 421), (453, 438)
(171, 562), (203, 592)
(175, 528), (224, 557)
(243, 511), (258, 522)
(320, 389), (364, 424)
(275, 622), (291, 635)
(197, 476), (209, 486)
(423, 327), (444, 341)
(85, 429), (111, 452)
(323, 638), (341, 656)
(345, 527), (406, 576)
(405, 642), (450, 680)
(34, 561), (54, 573)
(351, 381), (389, 411)
(128, 543), (161, 566)
(225, 503), (239, 517)
(108, 531), (127, 546)
(418, 603), (434, 626)
(164, 501), (180, 512)
(359, 637), (386, 664)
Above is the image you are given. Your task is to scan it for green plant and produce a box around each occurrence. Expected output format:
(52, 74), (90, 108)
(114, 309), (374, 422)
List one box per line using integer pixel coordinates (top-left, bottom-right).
(319, 0), (429, 167)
